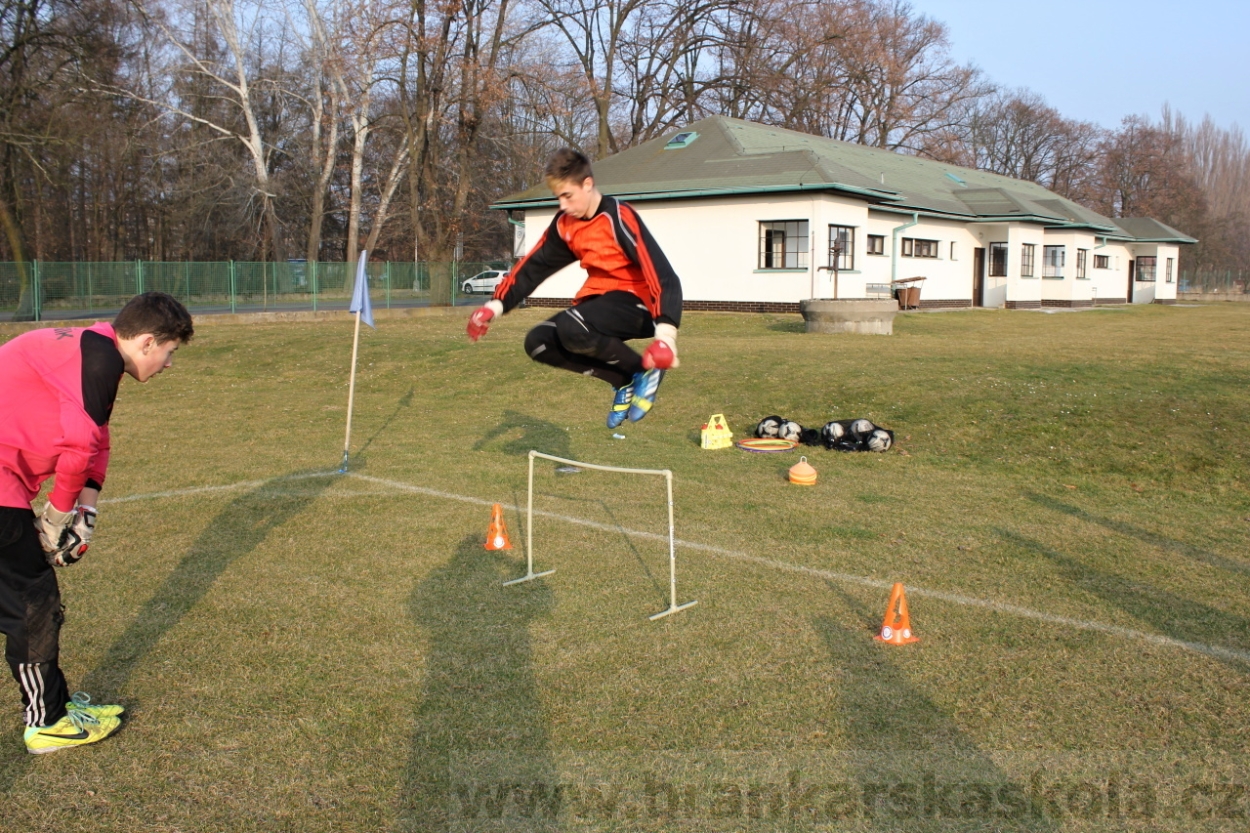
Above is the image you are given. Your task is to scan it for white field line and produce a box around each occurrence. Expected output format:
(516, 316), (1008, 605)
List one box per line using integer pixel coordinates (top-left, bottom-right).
(99, 471), (337, 504)
(103, 470), (1250, 664)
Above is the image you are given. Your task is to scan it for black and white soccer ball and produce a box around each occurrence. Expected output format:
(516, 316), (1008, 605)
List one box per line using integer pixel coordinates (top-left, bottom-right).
(755, 415), (784, 438)
(850, 419), (875, 437)
(778, 420), (802, 443)
(866, 428), (894, 452)
(820, 421), (845, 445)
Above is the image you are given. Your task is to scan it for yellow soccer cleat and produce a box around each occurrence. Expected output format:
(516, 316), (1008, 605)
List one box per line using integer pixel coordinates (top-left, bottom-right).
(67, 691), (125, 719)
(24, 708), (121, 754)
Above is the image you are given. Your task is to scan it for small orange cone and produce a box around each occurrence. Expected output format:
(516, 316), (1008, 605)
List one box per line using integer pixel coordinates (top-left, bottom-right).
(874, 582), (919, 645)
(484, 504), (513, 551)
(788, 456), (817, 486)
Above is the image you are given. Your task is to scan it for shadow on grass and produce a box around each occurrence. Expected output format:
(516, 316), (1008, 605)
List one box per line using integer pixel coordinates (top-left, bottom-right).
(79, 469), (339, 700)
(765, 319), (806, 334)
(474, 410), (571, 460)
(998, 529), (1250, 672)
(1025, 491), (1250, 577)
(812, 587), (1058, 831)
(523, 486), (667, 608)
(0, 469), (338, 799)
(355, 388), (414, 457)
(398, 535), (554, 832)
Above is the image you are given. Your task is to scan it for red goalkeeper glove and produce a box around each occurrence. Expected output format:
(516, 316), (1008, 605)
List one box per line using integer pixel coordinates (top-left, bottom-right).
(641, 323), (679, 369)
(466, 301), (503, 342)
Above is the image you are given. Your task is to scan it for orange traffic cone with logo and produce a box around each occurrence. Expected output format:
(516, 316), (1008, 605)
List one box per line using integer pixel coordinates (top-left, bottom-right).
(484, 504), (513, 551)
(874, 582), (919, 645)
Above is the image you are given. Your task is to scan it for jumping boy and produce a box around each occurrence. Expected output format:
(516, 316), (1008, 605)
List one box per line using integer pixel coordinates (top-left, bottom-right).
(467, 148), (682, 428)
(0, 291), (194, 753)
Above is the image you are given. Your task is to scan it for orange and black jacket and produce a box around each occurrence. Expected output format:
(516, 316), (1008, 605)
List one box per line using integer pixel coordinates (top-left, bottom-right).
(493, 196), (683, 327)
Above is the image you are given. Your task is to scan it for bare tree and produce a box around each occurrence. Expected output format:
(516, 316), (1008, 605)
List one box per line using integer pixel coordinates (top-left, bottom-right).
(296, 0), (339, 263)
(117, 0), (293, 260)
(1, 0), (124, 315)
(827, 0), (983, 150)
(706, 0), (983, 151)
(1161, 106), (1249, 272)
(921, 89), (1102, 202)
(393, 0), (526, 300)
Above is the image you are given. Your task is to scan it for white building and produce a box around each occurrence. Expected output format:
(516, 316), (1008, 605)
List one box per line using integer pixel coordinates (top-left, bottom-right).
(493, 117), (1195, 312)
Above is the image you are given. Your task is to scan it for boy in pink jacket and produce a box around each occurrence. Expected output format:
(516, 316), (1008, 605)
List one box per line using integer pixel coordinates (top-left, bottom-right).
(0, 292), (193, 753)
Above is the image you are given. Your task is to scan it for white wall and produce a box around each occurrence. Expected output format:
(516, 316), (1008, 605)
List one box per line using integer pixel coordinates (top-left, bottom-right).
(513, 197), (1171, 307)
(1034, 231), (1097, 305)
(1088, 241), (1132, 303)
(523, 194), (841, 304)
(1126, 244), (1180, 303)
(866, 212), (980, 304)
(1155, 245), (1180, 301)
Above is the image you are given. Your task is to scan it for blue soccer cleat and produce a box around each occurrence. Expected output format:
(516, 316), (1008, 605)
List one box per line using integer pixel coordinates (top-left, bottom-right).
(607, 381), (635, 429)
(627, 368), (665, 422)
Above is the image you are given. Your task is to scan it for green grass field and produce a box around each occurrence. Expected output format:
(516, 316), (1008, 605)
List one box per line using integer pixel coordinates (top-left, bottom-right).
(1, 303), (1249, 832)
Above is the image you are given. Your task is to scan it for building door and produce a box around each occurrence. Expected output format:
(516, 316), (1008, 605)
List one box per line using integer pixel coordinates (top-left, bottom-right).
(1126, 260), (1135, 303)
(973, 247), (986, 307)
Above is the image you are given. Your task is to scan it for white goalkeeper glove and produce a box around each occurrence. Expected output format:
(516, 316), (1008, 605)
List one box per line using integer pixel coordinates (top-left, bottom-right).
(642, 322), (679, 369)
(37, 503), (96, 567)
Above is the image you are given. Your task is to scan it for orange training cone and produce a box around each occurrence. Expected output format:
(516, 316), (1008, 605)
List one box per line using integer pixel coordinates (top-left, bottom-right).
(874, 582), (919, 645)
(484, 504), (513, 551)
(788, 456), (817, 486)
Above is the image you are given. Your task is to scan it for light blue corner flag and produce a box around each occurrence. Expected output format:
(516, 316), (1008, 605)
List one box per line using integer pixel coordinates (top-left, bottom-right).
(349, 250), (375, 328)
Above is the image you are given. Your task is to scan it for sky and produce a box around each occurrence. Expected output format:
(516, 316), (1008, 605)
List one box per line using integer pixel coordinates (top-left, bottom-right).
(912, 0), (1249, 133)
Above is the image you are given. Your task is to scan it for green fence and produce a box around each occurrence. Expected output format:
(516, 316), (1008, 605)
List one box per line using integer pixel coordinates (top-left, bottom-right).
(1179, 269), (1248, 294)
(0, 260), (509, 321)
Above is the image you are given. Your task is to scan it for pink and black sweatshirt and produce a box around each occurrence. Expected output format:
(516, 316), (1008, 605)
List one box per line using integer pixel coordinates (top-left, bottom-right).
(0, 323), (123, 511)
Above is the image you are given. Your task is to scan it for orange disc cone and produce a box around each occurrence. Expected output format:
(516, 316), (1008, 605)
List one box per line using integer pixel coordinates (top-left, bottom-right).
(874, 582), (919, 645)
(484, 503), (513, 551)
(788, 456), (817, 486)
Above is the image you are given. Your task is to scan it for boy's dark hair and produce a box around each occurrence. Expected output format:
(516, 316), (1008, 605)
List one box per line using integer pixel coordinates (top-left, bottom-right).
(545, 148), (594, 184)
(114, 291), (195, 344)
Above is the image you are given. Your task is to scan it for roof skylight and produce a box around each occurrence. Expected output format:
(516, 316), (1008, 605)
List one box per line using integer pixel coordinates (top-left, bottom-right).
(664, 132), (699, 150)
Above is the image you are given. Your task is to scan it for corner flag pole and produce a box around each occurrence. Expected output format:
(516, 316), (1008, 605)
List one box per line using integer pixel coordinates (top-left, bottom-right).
(341, 250), (373, 473)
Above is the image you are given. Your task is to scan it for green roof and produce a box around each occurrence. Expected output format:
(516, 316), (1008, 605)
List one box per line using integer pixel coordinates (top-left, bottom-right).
(1109, 217), (1198, 244)
(493, 116), (1195, 242)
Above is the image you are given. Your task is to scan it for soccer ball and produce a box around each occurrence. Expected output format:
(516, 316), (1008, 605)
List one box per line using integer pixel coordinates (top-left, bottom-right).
(866, 429), (893, 452)
(755, 416), (784, 438)
(778, 420), (802, 443)
(820, 421), (845, 445)
(850, 419), (875, 437)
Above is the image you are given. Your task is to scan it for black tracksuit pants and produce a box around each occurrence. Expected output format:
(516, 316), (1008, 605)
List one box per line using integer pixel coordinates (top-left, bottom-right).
(523, 291), (655, 390)
(0, 506), (69, 728)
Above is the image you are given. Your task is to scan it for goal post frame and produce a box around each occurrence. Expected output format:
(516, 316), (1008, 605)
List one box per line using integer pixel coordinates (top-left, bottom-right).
(503, 450), (698, 621)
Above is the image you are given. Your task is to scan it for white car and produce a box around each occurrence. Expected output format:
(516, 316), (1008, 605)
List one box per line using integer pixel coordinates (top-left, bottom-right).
(461, 270), (508, 295)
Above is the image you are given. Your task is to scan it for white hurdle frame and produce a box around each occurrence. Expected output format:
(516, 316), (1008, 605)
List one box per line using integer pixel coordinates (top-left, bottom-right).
(503, 450), (698, 621)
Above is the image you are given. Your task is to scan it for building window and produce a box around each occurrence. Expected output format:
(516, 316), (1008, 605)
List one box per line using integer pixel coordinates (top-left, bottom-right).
(1076, 248), (1088, 279)
(866, 234), (885, 255)
(1094, 254), (1110, 269)
(1042, 245), (1065, 278)
(829, 225), (854, 271)
(1166, 258), (1174, 283)
(1021, 244), (1036, 277)
(988, 243), (1008, 277)
(1136, 255), (1157, 282)
(950, 242), (958, 261)
(901, 237), (938, 258)
(758, 221), (809, 269)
